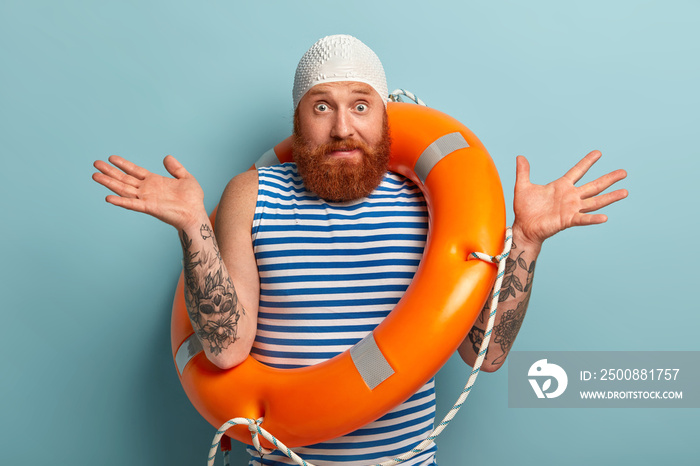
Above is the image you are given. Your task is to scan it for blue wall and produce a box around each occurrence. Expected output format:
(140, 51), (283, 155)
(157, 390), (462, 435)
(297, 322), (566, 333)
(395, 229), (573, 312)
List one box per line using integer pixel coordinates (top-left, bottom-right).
(1, 1), (698, 464)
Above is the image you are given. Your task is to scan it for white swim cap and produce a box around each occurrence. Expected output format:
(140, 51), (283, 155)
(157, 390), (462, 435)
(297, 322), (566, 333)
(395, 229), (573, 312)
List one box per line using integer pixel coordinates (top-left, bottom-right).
(293, 34), (388, 110)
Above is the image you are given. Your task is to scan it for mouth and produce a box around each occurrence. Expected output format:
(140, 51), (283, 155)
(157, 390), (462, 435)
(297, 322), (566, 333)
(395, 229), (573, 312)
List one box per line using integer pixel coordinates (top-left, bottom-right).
(328, 148), (362, 159)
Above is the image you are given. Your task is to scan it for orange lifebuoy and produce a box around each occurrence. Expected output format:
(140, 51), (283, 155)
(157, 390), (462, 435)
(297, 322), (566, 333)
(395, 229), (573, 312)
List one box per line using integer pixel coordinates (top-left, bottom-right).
(171, 101), (505, 448)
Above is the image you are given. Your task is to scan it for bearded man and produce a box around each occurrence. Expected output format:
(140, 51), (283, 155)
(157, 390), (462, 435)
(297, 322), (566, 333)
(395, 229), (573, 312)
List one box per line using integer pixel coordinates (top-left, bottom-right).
(93, 35), (627, 465)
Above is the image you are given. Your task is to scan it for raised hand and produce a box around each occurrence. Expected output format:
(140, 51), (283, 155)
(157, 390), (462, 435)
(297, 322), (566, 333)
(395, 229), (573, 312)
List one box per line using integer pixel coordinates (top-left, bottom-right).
(512, 150), (628, 248)
(92, 155), (206, 230)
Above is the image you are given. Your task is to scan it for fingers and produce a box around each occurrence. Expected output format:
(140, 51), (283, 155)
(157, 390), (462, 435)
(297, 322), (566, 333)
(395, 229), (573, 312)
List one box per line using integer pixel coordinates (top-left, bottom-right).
(580, 188), (628, 213)
(104, 194), (147, 214)
(163, 155), (190, 179)
(93, 159), (141, 188)
(515, 155), (531, 187)
(92, 171), (139, 198)
(92, 155), (149, 196)
(579, 169), (627, 199)
(573, 212), (608, 226)
(562, 150), (602, 184)
(107, 155), (149, 180)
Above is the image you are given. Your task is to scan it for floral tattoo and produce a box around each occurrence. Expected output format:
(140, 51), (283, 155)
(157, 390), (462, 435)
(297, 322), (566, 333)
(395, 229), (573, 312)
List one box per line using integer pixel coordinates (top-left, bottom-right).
(180, 226), (244, 356)
(468, 241), (535, 367)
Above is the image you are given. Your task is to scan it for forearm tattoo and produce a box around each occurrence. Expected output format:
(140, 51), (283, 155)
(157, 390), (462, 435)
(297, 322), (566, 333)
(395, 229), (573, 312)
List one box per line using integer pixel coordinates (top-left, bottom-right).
(468, 241), (536, 366)
(180, 225), (245, 356)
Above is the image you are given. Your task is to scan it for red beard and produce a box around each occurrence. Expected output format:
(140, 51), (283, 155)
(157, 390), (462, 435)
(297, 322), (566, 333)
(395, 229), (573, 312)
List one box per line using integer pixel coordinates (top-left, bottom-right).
(292, 115), (391, 202)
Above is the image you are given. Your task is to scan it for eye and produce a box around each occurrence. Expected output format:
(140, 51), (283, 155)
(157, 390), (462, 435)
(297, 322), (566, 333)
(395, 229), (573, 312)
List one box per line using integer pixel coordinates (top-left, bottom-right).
(315, 103), (329, 112)
(355, 103), (368, 112)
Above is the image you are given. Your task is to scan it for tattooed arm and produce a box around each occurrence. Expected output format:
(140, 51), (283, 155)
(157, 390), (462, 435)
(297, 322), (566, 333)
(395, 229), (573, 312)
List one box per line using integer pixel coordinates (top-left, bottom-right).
(459, 151), (628, 371)
(459, 231), (540, 371)
(93, 156), (259, 369)
(204, 170), (260, 368)
(178, 170), (259, 369)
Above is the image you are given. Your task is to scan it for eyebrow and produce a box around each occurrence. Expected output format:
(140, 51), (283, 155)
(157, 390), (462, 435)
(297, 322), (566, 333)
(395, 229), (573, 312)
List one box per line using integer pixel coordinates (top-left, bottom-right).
(349, 87), (373, 95)
(307, 85), (373, 97)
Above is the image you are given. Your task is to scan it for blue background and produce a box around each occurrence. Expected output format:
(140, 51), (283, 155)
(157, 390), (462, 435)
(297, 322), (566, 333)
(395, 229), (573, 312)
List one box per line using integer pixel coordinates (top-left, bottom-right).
(1, 1), (698, 464)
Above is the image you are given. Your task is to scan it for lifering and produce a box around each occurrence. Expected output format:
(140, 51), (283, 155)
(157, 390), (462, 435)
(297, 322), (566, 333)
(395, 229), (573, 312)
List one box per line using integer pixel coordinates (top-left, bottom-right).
(171, 102), (505, 448)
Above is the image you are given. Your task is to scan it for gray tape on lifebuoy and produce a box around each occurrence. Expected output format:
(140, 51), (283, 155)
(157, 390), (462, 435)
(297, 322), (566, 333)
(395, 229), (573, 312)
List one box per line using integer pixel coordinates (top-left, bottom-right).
(414, 132), (469, 184)
(255, 148), (280, 169)
(349, 333), (395, 390)
(175, 334), (203, 375)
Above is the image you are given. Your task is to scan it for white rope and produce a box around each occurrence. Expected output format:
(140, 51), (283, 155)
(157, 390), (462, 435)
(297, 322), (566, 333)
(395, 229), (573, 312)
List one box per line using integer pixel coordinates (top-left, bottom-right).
(388, 89), (427, 106)
(207, 228), (513, 466)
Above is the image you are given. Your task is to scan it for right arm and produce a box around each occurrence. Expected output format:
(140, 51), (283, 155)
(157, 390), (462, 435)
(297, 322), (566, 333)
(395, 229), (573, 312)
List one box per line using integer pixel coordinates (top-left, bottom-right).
(185, 170), (259, 369)
(92, 155), (259, 369)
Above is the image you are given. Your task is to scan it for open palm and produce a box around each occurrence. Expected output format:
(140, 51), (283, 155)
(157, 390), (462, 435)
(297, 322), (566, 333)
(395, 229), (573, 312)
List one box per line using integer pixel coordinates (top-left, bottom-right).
(92, 155), (205, 230)
(512, 150), (628, 247)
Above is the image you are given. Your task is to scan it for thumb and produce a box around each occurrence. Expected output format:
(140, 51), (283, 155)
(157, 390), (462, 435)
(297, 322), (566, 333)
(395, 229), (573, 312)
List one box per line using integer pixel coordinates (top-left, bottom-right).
(515, 155), (531, 187)
(163, 155), (190, 179)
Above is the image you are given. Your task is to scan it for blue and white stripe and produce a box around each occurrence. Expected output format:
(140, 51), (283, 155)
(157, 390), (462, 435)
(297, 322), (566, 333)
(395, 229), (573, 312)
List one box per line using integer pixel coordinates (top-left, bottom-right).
(248, 163), (437, 465)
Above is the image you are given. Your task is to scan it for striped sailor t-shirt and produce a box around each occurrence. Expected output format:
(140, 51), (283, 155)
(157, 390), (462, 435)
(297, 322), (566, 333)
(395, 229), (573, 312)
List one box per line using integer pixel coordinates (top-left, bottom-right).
(247, 163), (437, 465)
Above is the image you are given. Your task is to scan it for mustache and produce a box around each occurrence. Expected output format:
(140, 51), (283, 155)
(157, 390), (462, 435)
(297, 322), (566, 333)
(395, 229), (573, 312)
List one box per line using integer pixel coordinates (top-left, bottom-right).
(316, 139), (371, 157)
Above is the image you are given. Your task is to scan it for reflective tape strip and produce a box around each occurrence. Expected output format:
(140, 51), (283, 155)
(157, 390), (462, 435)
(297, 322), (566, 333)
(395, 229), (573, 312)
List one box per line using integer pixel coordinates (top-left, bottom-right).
(176, 334), (203, 375)
(255, 148), (281, 169)
(414, 132), (469, 184)
(349, 333), (395, 390)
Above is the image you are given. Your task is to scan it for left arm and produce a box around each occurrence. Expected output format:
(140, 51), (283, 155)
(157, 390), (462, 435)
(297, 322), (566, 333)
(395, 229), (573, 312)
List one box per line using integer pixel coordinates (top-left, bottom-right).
(459, 150), (628, 371)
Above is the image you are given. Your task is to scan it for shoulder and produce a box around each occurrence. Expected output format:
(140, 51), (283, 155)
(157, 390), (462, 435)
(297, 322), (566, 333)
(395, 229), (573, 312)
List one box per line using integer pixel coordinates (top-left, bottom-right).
(215, 170), (258, 236)
(220, 169), (259, 206)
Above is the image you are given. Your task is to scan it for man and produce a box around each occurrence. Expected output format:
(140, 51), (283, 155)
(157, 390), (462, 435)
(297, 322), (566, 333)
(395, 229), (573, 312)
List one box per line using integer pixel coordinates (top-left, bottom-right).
(93, 35), (627, 465)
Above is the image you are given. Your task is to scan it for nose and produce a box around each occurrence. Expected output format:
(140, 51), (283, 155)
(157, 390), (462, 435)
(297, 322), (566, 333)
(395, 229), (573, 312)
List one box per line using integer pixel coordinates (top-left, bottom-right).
(330, 110), (354, 139)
